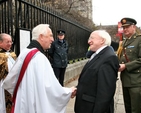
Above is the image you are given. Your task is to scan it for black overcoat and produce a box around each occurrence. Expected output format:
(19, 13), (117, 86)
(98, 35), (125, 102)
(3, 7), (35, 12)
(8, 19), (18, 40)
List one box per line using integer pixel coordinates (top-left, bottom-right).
(74, 46), (119, 113)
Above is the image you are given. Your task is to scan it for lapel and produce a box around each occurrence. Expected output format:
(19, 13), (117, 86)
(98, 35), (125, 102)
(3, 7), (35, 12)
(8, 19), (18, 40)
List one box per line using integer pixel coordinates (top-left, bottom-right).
(80, 47), (109, 75)
(78, 58), (98, 80)
(123, 34), (137, 47)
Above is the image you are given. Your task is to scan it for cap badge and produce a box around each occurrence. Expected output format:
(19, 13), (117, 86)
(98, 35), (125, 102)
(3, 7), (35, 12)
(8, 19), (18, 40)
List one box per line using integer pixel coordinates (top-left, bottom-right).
(122, 19), (126, 24)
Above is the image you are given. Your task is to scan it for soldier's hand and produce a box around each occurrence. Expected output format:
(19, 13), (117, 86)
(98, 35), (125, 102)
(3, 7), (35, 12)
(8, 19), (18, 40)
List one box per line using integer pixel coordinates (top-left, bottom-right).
(119, 64), (126, 72)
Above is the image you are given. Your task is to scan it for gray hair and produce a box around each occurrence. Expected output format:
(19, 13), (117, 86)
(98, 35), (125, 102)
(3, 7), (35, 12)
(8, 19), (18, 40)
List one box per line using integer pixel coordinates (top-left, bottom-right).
(0, 33), (11, 41)
(32, 24), (50, 40)
(94, 30), (111, 46)
(0, 34), (3, 41)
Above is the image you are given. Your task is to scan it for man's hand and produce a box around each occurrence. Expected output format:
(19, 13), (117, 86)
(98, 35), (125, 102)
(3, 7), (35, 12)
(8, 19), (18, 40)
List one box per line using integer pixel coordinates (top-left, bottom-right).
(119, 64), (126, 72)
(71, 86), (77, 98)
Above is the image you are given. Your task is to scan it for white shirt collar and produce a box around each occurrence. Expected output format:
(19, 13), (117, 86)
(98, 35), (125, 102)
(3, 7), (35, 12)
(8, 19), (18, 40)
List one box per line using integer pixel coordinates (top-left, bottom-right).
(95, 45), (107, 54)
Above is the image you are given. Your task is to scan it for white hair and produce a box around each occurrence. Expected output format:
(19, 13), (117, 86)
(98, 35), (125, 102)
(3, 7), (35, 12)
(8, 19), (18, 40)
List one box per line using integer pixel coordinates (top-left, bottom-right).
(32, 24), (50, 40)
(94, 30), (111, 46)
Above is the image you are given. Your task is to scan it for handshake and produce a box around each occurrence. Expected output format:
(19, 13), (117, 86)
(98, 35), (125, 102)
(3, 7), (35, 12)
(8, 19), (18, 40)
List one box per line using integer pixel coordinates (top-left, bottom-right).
(70, 86), (77, 98)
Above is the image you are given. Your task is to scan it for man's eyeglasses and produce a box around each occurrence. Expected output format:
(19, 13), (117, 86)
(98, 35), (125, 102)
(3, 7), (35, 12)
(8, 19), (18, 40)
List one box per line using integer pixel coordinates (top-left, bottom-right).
(4, 41), (13, 44)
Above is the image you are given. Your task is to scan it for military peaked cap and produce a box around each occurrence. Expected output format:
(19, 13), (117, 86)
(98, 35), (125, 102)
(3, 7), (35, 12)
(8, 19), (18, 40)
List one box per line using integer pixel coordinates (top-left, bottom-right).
(57, 29), (65, 35)
(120, 17), (137, 27)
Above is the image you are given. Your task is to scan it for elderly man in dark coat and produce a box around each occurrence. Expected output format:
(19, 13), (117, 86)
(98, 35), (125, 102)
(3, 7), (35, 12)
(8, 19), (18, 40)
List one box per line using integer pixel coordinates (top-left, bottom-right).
(74, 30), (119, 113)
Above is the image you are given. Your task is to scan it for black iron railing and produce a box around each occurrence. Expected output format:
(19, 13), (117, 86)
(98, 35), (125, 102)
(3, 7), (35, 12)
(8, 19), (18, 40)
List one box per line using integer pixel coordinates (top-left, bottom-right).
(0, 0), (91, 60)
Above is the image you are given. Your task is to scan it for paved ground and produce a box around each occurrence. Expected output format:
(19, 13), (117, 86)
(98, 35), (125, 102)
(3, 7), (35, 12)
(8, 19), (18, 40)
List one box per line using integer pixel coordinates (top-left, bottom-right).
(65, 76), (78, 113)
(114, 76), (125, 113)
(65, 74), (125, 113)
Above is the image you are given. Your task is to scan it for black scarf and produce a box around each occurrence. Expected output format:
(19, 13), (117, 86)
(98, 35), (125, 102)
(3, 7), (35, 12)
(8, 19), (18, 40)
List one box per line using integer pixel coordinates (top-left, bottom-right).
(0, 48), (12, 52)
(27, 40), (45, 54)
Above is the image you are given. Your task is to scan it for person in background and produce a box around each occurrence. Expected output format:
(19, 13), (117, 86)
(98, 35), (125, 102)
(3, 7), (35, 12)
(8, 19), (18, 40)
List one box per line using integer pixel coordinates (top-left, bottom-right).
(2, 24), (76, 113)
(86, 46), (94, 58)
(118, 17), (141, 113)
(0, 33), (17, 113)
(111, 40), (119, 51)
(48, 29), (68, 86)
(86, 41), (118, 58)
(74, 30), (119, 113)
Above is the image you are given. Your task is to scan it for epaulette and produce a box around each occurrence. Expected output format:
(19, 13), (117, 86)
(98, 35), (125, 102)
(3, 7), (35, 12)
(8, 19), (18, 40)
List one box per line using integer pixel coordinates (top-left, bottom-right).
(132, 33), (141, 39)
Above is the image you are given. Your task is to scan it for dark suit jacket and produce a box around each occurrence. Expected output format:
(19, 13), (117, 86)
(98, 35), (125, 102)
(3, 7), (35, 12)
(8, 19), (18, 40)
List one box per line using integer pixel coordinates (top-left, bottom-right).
(74, 46), (119, 113)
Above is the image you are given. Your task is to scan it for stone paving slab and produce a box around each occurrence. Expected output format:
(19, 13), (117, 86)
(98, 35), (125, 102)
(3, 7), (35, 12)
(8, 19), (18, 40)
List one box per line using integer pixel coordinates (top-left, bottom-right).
(65, 77), (78, 113)
(114, 78), (125, 113)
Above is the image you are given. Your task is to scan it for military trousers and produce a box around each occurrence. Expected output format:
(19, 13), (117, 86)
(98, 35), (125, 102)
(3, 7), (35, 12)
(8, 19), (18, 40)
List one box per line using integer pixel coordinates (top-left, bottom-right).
(122, 87), (141, 113)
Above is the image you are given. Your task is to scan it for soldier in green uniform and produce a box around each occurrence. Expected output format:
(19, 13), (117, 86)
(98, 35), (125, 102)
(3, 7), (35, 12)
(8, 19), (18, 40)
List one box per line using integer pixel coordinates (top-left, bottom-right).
(0, 33), (17, 113)
(118, 17), (141, 113)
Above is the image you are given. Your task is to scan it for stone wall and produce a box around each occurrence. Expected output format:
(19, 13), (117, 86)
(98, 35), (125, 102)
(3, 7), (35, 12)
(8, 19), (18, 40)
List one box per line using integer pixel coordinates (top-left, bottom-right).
(64, 59), (88, 85)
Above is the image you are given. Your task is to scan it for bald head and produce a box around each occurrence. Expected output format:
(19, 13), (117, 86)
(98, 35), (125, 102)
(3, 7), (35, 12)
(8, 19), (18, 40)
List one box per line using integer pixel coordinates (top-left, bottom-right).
(90, 30), (111, 46)
(0, 33), (13, 51)
(88, 30), (111, 52)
